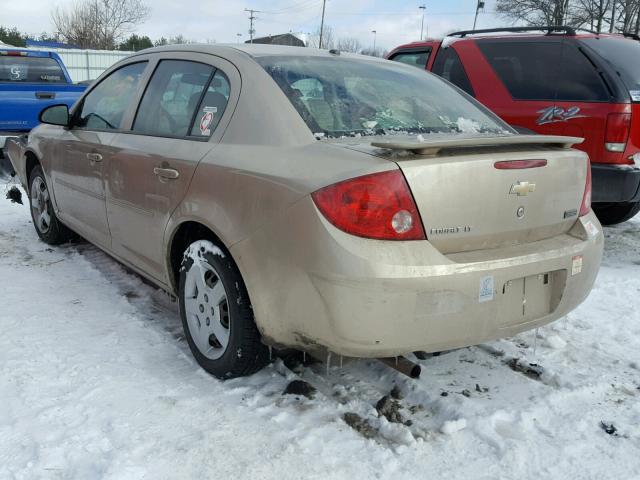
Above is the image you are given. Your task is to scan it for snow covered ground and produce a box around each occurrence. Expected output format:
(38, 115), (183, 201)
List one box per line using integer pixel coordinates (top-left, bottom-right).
(1, 184), (639, 480)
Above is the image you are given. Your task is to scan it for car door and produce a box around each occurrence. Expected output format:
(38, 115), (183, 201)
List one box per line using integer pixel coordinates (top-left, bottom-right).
(106, 54), (237, 283)
(50, 61), (148, 247)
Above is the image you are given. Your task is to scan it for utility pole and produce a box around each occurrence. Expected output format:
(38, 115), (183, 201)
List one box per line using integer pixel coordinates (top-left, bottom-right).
(319, 0), (327, 49)
(244, 8), (260, 44)
(473, 0), (485, 31)
(419, 4), (426, 40)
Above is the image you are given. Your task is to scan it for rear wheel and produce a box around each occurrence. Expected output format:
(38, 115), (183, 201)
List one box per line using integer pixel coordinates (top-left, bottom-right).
(593, 201), (640, 226)
(29, 166), (74, 245)
(179, 240), (269, 379)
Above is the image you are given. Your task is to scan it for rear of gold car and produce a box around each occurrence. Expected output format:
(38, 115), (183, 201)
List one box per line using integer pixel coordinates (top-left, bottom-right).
(231, 138), (603, 358)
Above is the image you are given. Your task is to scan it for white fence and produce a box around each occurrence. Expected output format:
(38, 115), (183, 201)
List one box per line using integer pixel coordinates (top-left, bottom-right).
(27, 47), (134, 83)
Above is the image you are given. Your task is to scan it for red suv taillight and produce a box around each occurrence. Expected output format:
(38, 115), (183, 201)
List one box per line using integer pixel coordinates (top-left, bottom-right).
(579, 161), (592, 217)
(311, 170), (426, 240)
(605, 113), (631, 153)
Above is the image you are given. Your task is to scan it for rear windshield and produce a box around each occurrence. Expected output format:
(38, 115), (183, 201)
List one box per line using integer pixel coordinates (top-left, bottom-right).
(581, 37), (640, 100)
(257, 55), (512, 138)
(0, 56), (66, 83)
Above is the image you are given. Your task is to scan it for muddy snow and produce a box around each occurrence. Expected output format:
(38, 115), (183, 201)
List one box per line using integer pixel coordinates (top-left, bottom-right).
(1, 184), (639, 479)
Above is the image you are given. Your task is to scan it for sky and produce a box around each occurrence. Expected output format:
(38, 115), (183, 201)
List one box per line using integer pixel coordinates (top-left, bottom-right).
(0, 0), (504, 51)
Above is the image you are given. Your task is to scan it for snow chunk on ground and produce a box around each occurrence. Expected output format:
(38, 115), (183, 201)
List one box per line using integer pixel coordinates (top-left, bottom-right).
(441, 418), (467, 435)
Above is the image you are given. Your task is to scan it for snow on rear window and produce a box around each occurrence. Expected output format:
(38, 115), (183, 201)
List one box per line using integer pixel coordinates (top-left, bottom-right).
(257, 55), (513, 139)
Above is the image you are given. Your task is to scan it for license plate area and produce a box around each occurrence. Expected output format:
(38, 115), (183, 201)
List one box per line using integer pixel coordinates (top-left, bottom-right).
(499, 270), (566, 326)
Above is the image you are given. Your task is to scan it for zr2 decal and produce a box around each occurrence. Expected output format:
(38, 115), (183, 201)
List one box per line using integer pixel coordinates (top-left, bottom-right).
(536, 106), (586, 125)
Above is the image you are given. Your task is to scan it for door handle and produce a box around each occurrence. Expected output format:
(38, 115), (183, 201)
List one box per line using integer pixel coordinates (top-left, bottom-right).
(153, 167), (180, 180)
(36, 91), (56, 99)
(86, 152), (103, 162)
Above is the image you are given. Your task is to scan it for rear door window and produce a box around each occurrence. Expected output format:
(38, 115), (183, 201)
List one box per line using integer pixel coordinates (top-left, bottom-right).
(133, 60), (214, 138)
(190, 70), (230, 137)
(76, 62), (147, 130)
(477, 41), (560, 100)
(0, 56), (66, 83)
(389, 49), (431, 69)
(478, 40), (608, 102)
(431, 47), (474, 96)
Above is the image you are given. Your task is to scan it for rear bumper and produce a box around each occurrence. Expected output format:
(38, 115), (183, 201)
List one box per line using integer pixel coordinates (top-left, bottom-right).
(591, 163), (640, 203)
(233, 196), (604, 358)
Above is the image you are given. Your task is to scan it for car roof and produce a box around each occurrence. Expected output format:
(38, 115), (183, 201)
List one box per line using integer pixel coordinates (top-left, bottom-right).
(392, 32), (632, 51)
(128, 43), (384, 62)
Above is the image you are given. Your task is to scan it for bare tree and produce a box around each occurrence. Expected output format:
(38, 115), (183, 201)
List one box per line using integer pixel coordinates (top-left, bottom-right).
(306, 25), (335, 49)
(495, 0), (573, 26)
(52, 0), (150, 49)
(571, 0), (611, 31)
(336, 37), (362, 53)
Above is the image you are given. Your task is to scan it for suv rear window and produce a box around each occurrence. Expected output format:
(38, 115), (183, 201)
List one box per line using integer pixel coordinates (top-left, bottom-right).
(477, 40), (609, 102)
(257, 55), (510, 138)
(581, 37), (640, 99)
(0, 56), (66, 83)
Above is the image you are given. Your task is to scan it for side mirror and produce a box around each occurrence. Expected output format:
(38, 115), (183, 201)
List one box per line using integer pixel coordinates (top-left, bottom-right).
(39, 104), (70, 127)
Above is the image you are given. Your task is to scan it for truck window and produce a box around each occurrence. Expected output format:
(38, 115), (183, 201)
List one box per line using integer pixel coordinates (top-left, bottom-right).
(390, 49), (431, 69)
(431, 47), (475, 96)
(477, 40), (608, 102)
(0, 56), (66, 83)
(76, 62), (147, 130)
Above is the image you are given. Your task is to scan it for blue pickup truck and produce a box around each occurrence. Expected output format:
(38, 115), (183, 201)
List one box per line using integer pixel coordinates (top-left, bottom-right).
(1, 48), (86, 173)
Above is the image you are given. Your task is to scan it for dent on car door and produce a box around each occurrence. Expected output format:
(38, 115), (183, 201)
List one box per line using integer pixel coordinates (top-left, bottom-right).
(106, 57), (235, 283)
(51, 61), (148, 247)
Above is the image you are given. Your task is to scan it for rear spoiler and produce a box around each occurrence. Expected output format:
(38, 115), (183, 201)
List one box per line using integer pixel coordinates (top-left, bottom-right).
(371, 135), (583, 156)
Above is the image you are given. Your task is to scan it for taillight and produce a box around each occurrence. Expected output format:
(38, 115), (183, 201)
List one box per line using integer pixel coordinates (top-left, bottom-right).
(579, 161), (592, 217)
(605, 113), (631, 152)
(311, 170), (426, 240)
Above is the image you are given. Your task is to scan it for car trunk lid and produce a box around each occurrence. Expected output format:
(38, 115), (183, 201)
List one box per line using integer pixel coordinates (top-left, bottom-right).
(333, 134), (588, 253)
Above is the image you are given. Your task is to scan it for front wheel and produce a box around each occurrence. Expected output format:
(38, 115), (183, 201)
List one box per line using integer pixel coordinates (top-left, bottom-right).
(179, 240), (269, 379)
(29, 165), (74, 245)
(593, 201), (640, 226)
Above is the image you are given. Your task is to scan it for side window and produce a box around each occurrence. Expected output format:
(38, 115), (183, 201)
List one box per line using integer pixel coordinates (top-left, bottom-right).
(477, 41), (559, 101)
(133, 60), (214, 137)
(77, 62), (147, 130)
(431, 47), (474, 96)
(190, 70), (230, 137)
(390, 49), (431, 69)
(556, 45), (609, 101)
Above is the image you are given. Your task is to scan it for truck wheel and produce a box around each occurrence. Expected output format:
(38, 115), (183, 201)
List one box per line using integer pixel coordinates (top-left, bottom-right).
(179, 240), (269, 379)
(593, 202), (640, 226)
(29, 166), (74, 245)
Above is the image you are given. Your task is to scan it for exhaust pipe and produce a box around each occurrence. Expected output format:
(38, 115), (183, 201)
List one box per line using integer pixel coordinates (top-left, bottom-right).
(378, 356), (421, 379)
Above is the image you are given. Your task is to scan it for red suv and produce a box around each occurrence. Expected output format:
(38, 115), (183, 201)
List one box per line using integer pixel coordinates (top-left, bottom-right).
(388, 26), (640, 225)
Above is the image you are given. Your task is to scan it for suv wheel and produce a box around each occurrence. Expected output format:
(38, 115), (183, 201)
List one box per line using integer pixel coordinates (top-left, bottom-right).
(29, 166), (74, 245)
(179, 240), (269, 379)
(593, 202), (640, 226)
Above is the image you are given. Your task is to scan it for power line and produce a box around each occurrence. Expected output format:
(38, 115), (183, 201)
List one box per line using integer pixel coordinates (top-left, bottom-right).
(261, 0), (322, 15)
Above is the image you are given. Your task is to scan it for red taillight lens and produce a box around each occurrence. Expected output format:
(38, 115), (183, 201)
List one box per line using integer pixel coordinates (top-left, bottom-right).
(579, 161), (592, 217)
(311, 170), (426, 240)
(605, 113), (631, 152)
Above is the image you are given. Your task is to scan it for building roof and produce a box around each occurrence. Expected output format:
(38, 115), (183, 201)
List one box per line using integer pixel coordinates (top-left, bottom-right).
(245, 33), (305, 47)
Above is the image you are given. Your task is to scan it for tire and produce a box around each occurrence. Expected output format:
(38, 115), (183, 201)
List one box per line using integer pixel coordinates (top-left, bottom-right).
(28, 166), (75, 245)
(593, 201), (640, 226)
(179, 240), (269, 379)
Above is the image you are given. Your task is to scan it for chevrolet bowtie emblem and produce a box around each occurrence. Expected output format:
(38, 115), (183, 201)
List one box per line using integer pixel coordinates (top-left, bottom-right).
(510, 181), (536, 196)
